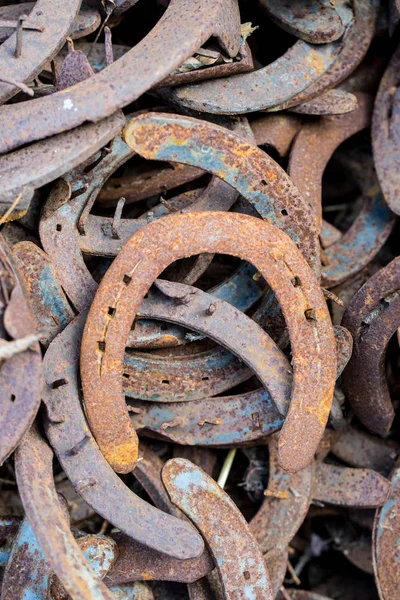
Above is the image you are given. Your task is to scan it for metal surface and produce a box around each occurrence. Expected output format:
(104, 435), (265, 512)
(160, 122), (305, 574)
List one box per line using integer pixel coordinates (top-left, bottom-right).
(259, 0), (345, 43)
(130, 389), (283, 446)
(43, 313), (205, 560)
(372, 41), (400, 215)
(162, 457), (274, 600)
(267, 0), (378, 112)
(12, 241), (75, 347)
(155, 40), (254, 89)
(166, 35), (342, 114)
(0, 0), (82, 104)
(0, 0), (241, 154)
(80, 211), (336, 475)
(124, 112), (320, 276)
(15, 424), (116, 600)
(342, 257), (400, 434)
(0, 236), (42, 465)
(0, 2), (100, 42)
(0, 110), (124, 217)
(125, 278), (292, 408)
(289, 90), (357, 115)
(373, 459), (400, 600)
(289, 92), (372, 231)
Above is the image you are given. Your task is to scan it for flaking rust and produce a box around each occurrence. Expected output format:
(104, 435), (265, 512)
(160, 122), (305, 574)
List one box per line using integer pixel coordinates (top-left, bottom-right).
(162, 457), (274, 600)
(80, 211), (336, 474)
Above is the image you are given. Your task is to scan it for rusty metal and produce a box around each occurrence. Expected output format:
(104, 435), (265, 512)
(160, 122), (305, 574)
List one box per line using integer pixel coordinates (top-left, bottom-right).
(330, 427), (400, 475)
(15, 424), (117, 600)
(373, 458), (400, 600)
(124, 112), (320, 276)
(0, 0), (241, 154)
(0, 2), (100, 43)
(166, 33), (342, 115)
(155, 40), (254, 89)
(0, 0), (82, 104)
(162, 457), (274, 599)
(0, 110), (124, 219)
(289, 92), (372, 231)
(0, 235), (42, 466)
(259, 0), (345, 44)
(266, 0), (378, 112)
(288, 90), (358, 115)
(123, 278), (292, 408)
(43, 312), (205, 560)
(342, 257), (400, 435)
(80, 211), (335, 474)
(1, 508), (119, 600)
(372, 41), (400, 215)
(12, 241), (74, 347)
(130, 389), (283, 447)
(55, 38), (95, 91)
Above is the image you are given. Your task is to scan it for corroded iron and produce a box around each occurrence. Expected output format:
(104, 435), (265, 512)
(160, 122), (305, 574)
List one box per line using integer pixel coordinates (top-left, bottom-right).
(124, 112), (320, 276)
(260, 0), (345, 44)
(342, 257), (400, 434)
(0, 0), (82, 103)
(80, 211), (336, 474)
(43, 313), (205, 559)
(0, 235), (42, 465)
(162, 457), (274, 600)
(0, 0), (241, 154)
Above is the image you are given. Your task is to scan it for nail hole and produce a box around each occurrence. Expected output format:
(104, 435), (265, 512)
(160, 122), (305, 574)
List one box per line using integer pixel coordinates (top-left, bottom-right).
(162, 380), (169, 385)
(305, 309), (317, 321)
(52, 378), (68, 389)
(10, 394), (15, 402)
(243, 571), (250, 581)
(260, 180), (267, 186)
(108, 307), (116, 317)
(56, 224), (62, 232)
(98, 341), (105, 352)
(202, 376), (209, 381)
(122, 372), (130, 379)
(123, 274), (132, 285)
(281, 209), (288, 216)
(291, 276), (302, 287)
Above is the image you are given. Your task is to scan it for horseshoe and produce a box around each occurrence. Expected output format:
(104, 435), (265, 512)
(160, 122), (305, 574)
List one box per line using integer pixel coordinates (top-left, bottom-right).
(164, 30), (342, 114)
(80, 211), (336, 474)
(1, 511), (118, 600)
(288, 92), (372, 231)
(124, 112), (320, 277)
(124, 278), (292, 408)
(0, 236), (42, 465)
(166, 0), (376, 114)
(0, 0), (241, 154)
(372, 41), (400, 215)
(250, 436), (389, 562)
(288, 90), (357, 116)
(373, 458), (400, 600)
(330, 426), (400, 475)
(128, 326), (350, 446)
(39, 116), (245, 312)
(162, 457), (274, 600)
(130, 389), (283, 446)
(15, 424), (116, 600)
(12, 241), (75, 347)
(265, 0), (378, 112)
(0, 110), (124, 221)
(342, 257), (400, 434)
(0, 2), (100, 43)
(43, 313), (205, 560)
(259, 0), (346, 44)
(0, 0), (82, 104)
